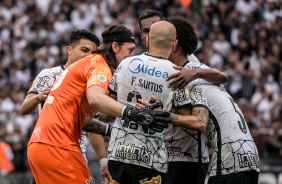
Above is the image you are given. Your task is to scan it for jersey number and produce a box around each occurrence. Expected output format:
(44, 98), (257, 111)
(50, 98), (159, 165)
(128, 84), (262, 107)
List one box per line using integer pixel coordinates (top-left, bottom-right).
(229, 97), (247, 134)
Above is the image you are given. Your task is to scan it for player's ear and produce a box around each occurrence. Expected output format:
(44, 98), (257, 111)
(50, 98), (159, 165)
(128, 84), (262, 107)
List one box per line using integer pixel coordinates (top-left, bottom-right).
(145, 35), (149, 48)
(112, 42), (119, 54)
(67, 46), (72, 55)
(172, 39), (178, 53)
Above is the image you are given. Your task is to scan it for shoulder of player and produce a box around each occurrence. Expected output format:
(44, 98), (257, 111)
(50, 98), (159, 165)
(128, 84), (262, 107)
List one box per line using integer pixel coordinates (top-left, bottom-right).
(36, 66), (62, 77)
(87, 54), (106, 62)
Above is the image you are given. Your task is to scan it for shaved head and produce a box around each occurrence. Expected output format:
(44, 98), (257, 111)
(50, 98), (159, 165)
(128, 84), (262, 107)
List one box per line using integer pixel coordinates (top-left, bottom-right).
(149, 21), (177, 50)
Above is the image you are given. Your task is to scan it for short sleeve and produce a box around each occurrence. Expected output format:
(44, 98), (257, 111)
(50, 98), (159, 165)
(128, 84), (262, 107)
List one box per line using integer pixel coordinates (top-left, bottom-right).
(186, 62), (210, 70)
(189, 85), (209, 109)
(173, 88), (193, 107)
(85, 55), (112, 95)
(27, 69), (56, 95)
(108, 64), (123, 95)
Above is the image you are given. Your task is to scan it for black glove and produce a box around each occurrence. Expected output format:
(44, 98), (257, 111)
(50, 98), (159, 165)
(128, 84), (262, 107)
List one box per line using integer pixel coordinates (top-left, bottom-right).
(105, 124), (112, 137)
(122, 102), (171, 128)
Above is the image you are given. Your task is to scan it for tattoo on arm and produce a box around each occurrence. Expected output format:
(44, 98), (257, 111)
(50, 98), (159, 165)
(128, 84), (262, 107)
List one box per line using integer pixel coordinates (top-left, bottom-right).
(170, 113), (179, 125)
(170, 113), (179, 121)
(192, 107), (209, 131)
(82, 118), (108, 136)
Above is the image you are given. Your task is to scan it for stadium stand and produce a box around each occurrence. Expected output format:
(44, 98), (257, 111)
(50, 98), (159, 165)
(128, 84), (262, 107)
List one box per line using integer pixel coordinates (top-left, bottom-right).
(0, 0), (281, 183)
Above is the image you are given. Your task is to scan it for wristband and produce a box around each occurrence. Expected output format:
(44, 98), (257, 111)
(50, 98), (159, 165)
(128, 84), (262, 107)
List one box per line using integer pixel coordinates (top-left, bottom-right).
(121, 106), (127, 118)
(105, 124), (109, 135)
(99, 158), (108, 167)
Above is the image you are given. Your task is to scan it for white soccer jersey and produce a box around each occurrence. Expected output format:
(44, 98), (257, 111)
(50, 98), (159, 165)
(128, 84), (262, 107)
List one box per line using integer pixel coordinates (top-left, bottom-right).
(108, 53), (181, 173)
(28, 66), (65, 113)
(165, 61), (209, 163)
(188, 79), (260, 176)
(28, 65), (89, 162)
(188, 54), (200, 63)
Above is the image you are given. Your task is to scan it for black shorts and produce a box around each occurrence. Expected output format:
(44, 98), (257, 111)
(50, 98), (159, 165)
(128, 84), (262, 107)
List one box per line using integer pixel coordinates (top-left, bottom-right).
(108, 160), (168, 184)
(167, 162), (209, 184)
(208, 170), (259, 184)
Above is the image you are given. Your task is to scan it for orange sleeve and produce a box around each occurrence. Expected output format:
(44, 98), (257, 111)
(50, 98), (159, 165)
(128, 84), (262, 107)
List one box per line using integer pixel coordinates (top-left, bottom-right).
(85, 55), (112, 95)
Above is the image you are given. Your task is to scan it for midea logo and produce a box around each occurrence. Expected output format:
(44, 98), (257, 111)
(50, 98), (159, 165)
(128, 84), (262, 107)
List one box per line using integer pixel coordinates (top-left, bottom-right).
(128, 58), (168, 78)
(128, 58), (143, 73)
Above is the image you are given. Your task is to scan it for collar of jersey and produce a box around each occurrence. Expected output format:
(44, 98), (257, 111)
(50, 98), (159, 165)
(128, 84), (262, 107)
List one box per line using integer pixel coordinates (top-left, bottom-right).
(145, 52), (167, 60)
(182, 60), (190, 67)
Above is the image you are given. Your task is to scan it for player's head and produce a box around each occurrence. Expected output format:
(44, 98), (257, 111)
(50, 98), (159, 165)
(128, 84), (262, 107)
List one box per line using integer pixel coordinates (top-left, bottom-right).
(146, 21), (177, 53)
(95, 25), (136, 70)
(67, 29), (100, 64)
(138, 10), (165, 40)
(167, 16), (198, 56)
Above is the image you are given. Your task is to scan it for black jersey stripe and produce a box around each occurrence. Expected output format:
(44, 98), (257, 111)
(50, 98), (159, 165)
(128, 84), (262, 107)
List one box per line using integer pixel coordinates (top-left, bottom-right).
(209, 110), (222, 175)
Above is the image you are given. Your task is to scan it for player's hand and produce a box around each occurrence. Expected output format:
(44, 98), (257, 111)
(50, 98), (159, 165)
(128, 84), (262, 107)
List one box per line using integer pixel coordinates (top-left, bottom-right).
(167, 66), (198, 90)
(122, 103), (170, 128)
(136, 96), (162, 111)
(100, 166), (110, 184)
(136, 96), (166, 133)
(38, 85), (52, 101)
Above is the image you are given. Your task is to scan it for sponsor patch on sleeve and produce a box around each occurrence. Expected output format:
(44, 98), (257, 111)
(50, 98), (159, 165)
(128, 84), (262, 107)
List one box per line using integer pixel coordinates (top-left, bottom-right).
(97, 73), (107, 83)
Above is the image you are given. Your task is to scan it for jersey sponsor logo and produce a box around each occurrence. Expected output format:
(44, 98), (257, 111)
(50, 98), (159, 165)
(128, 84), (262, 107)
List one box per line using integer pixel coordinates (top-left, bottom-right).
(110, 177), (120, 184)
(115, 143), (151, 164)
(84, 113), (91, 123)
(32, 126), (42, 139)
(193, 87), (203, 100)
(140, 175), (161, 184)
(167, 147), (182, 156)
(174, 89), (187, 102)
(237, 152), (259, 168)
(85, 177), (95, 184)
(191, 87), (206, 104)
(34, 77), (49, 89)
(97, 73), (107, 83)
(128, 58), (168, 78)
(46, 96), (54, 104)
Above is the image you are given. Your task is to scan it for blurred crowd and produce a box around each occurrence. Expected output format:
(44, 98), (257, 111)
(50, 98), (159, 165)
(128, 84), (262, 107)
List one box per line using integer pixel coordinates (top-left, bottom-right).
(0, 0), (281, 176)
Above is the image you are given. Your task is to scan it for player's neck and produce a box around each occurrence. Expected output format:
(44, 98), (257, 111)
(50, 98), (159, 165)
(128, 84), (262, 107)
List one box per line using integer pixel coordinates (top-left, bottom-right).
(64, 59), (73, 68)
(173, 53), (187, 67)
(148, 49), (170, 59)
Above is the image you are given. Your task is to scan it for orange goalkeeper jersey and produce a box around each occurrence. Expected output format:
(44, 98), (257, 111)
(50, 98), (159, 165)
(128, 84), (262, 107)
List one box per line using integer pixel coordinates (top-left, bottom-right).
(28, 54), (112, 153)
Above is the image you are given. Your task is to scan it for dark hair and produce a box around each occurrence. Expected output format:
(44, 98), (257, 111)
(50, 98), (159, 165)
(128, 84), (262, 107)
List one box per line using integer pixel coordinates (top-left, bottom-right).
(138, 10), (165, 29)
(69, 29), (100, 47)
(94, 25), (133, 69)
(167, 16), (198, 55)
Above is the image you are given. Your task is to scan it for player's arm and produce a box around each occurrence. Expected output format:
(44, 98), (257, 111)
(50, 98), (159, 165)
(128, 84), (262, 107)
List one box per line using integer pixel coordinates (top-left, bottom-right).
(170, 106), (209, 132)
(86, 85), (170, 128)
(82, 118), (112, 137)
(20, 85), (53, 115)
(137, 97), (208, 132)
(167, 66), (228, 89)
(87, 120), (110, 183)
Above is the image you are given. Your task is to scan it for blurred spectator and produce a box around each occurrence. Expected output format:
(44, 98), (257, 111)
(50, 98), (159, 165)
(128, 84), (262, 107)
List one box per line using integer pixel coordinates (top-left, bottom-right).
(0, 0), (281, 179)
(0, 124), (14, 176)
(8, 125), (27, 173)
(249, 123), (268, 158)
(266, 119), (282, 157)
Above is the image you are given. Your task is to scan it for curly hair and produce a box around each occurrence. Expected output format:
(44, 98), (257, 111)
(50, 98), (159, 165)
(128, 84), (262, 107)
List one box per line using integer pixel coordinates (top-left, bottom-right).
(167, 16), (198, 55)
(69, 29), (100, 47)
(94, 25), (133, 69)
(138, 10), (165, 29)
